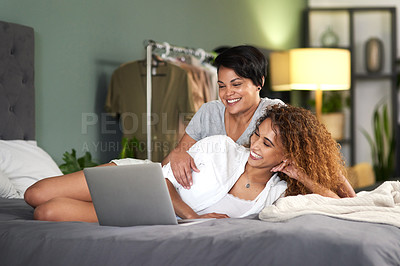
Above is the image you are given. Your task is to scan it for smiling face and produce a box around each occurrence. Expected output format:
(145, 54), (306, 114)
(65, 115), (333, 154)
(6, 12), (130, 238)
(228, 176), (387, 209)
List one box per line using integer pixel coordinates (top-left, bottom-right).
(218, 66), (261, 115)
(248, 118), (285, 170)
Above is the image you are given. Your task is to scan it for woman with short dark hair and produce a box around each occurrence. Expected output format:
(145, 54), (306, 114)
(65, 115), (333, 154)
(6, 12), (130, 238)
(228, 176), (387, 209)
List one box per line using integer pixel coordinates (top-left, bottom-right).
(214, 45), (267, 88)
(163, 45), (283, 189)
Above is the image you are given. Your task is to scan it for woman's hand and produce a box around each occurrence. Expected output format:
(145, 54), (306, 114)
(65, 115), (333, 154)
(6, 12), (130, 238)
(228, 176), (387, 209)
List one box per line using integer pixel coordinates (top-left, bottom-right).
(163, 133), (198, 189)
(169, 149), (199, 189)
(271, 159), (305, 182)
(338, 173), (356, 198)
(271, 160), (340, 199)
(189, 212), (230, 219)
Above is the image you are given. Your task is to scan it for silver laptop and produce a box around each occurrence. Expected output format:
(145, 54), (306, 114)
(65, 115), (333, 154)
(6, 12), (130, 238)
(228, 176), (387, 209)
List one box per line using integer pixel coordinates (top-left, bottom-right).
(84, 163), (209, 226)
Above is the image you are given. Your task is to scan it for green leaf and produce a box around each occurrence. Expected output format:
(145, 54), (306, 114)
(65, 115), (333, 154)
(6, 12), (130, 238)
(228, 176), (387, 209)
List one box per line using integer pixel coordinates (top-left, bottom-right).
(59, 149), (81, 174)
(382, 104), (390, 140)
(78, 152), (98, 169)
(119, 137), (130, 159)
(119, 136), (142, 159)
(361, 100), (396, 181)
(59, 149), (98, 174)
(373, 107), (383, 167)
(309, 91), (349, 113)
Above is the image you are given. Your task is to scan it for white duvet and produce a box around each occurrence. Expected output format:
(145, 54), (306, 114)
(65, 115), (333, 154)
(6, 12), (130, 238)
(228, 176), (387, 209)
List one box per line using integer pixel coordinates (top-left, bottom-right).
(259, 181), (400, 228)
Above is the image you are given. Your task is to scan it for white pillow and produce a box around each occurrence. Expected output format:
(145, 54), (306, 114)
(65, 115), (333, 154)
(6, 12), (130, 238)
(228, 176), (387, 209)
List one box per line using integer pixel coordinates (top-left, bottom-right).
(0, 140), (62, 198)
(0, 168), (22, 198)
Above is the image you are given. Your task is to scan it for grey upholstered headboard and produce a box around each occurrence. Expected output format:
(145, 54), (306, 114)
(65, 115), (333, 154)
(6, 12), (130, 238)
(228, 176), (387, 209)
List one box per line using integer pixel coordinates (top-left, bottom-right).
(0, 21), (35, 140)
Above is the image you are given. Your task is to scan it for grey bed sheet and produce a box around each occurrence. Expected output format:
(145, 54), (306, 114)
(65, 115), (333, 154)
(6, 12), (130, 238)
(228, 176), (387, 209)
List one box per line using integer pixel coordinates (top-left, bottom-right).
(0, 198), (399, 266)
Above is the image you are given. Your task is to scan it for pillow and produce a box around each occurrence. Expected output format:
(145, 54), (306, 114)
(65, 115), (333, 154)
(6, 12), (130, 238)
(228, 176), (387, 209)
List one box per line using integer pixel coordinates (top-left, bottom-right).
(0, 168), (22, 198)
(0, 140), (62, 198)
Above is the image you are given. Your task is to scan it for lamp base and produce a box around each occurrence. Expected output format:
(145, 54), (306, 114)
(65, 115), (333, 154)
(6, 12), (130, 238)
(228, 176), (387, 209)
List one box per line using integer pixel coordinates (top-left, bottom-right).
(315, 88), (322, 121)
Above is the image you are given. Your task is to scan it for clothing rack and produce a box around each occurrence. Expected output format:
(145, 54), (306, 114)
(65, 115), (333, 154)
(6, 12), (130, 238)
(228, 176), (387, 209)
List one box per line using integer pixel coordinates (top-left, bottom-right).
(144, 40), (215, 161)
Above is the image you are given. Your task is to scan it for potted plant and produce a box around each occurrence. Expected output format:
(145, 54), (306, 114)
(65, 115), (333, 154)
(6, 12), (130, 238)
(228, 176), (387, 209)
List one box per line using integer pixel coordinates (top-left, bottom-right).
(361, 101), (396, 181)
(310, 91), (349, 140)
(59, 149), (98, 175)
(321, 91), (350, 140)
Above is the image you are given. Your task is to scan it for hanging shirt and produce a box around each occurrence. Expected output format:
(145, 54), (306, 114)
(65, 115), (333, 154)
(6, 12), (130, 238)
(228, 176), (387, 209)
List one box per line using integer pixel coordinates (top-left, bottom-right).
(170, 60), (209, 111)
(105, 61), (196, 162)
(202, 63), (219, 101)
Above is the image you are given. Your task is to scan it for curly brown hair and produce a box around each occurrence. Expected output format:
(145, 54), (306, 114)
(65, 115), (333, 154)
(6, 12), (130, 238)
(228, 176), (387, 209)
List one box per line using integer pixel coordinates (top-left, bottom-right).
(256, 104), (347, 197)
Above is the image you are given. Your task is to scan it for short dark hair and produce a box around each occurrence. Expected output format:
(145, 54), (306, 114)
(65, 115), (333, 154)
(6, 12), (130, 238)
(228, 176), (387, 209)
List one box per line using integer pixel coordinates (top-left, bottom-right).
(214, 45), (266, 87)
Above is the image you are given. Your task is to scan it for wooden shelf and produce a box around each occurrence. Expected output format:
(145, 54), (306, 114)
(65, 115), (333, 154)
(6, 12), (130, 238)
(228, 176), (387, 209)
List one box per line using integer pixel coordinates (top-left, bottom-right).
(337, 138), (351, 145)
(307, 45), (351, 50)
(304, 7), (398, 170)
(354, 74), (394, 80)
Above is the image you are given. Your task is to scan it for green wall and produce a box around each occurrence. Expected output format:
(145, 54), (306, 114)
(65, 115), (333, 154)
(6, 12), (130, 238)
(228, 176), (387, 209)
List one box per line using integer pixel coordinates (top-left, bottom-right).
(1, 0), (306, 164)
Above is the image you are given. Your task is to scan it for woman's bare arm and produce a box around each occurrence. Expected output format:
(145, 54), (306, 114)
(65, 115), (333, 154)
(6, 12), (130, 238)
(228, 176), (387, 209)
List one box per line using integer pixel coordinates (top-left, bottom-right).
(165, 179), (229, 219)
(294, 174), (340, 199)
(166, 179), (199, 219)
(271, 160), (340, 199)
(297, 171), (356, 198)
(337, 173), (356, 198)
(162, 133), (199, 189)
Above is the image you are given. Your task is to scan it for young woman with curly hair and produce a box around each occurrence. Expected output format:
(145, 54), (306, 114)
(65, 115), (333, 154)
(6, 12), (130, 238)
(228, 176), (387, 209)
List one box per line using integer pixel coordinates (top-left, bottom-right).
(261, 104), (352, 198)
(25, 104), (355, 222)
(163, 104), (355, 220)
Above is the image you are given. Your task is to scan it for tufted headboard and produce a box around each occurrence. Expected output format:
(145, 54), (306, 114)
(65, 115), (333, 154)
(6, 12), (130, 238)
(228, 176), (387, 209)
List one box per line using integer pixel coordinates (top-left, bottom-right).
(0, 21), (35, 140)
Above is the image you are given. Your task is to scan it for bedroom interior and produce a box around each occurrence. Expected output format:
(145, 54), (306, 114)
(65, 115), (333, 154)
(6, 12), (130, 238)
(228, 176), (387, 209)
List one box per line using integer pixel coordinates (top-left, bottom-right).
(1, 0), (400, 265)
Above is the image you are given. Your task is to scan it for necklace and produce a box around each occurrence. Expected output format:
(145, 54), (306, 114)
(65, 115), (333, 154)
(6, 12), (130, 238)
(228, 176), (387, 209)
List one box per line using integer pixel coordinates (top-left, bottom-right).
(245, 173), (256, 189)
(245, 173), (268, 189)
(245, 173), (252, 189)
(245, 179), (251, 188)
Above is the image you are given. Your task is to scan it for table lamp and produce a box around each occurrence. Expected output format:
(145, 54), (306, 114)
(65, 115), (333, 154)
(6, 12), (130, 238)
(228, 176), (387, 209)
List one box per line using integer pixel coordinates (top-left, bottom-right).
(269, 48), (351, 120)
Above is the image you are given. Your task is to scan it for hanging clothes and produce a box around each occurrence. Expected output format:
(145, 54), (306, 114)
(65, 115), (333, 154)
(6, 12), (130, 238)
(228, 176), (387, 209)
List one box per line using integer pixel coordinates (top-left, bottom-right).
(168, 55), (218, 108)
(188, 55), (218, 102)
(202, 62), (219, 101)
(171, 61), (208, 110)
(105, 60), (196, 162)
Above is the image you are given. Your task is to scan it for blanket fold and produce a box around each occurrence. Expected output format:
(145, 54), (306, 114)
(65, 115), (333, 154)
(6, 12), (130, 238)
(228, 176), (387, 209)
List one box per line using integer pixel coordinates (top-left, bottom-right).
(259, 181), (400, 228)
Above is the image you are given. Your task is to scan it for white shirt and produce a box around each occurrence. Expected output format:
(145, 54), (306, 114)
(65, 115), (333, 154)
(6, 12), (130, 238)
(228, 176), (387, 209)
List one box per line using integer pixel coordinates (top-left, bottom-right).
(163, 135), (288, 218)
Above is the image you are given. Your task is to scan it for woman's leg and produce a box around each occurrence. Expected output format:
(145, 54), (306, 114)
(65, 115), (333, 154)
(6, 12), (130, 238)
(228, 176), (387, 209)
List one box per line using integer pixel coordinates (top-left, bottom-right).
(24, 163), (116, 207)
(34, 197), (98, 222)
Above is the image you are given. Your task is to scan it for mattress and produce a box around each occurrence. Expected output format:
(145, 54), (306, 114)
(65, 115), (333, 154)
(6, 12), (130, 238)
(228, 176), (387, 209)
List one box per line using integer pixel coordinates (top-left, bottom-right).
(1, 198), (399, 266)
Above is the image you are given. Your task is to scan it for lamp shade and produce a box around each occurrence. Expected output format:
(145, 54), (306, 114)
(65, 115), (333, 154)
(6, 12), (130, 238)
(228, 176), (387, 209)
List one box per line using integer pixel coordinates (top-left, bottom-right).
(270, 48), (351, 91)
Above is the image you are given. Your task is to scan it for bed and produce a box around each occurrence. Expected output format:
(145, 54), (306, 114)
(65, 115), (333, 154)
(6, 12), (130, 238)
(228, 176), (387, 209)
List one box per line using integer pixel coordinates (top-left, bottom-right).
(1, 20), (400, 266)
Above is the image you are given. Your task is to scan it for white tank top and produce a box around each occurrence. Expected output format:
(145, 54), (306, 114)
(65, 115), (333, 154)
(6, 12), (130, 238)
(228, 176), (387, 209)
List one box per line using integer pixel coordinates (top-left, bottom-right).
(197, 192), (264, 218)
